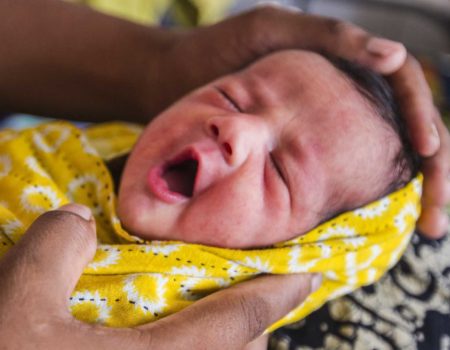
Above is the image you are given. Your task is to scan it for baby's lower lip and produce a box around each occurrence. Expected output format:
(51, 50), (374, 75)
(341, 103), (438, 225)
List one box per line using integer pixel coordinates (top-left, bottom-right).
(147, 165), (188, 204)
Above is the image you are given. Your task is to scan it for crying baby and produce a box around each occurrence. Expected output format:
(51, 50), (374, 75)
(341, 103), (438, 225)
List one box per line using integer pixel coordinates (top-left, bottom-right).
(118, 50), (419, 248)
(0, 50), (421, 335)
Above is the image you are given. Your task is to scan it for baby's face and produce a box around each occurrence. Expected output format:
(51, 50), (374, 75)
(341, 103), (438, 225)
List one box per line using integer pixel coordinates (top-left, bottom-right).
(118, 50), (398, 248)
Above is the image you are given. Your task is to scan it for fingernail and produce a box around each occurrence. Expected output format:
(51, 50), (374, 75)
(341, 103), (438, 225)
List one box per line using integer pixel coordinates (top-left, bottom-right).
(366, 37), (403, 56)
(311, 274), (322, 292)
(58, 203), (92, 221)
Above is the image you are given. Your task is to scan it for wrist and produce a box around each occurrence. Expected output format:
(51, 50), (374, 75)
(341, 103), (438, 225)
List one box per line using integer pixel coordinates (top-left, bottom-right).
(136, 27), (196, 124)
(133, 27), (180, 123)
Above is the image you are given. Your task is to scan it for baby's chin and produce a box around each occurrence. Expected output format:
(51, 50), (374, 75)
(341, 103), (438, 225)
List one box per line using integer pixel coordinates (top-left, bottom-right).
(118, 209), (269, 249)
(117, 194), (177, 241)
(117, 187), (318, 249)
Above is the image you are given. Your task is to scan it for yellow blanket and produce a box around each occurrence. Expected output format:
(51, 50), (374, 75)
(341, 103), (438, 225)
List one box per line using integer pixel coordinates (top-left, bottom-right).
(67, 0), (233, 26)
(0, 121), (421, 332)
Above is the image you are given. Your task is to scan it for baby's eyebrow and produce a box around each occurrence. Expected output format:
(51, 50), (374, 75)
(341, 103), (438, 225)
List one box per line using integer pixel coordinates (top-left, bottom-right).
(241, 74), (280, 110)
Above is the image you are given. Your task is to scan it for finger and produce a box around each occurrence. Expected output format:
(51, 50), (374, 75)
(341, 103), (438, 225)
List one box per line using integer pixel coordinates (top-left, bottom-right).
(418, 116), (450, 238)
(239, 7), (406, 74)
(421, 121), (450, 208)
(388, 54), (440, 156)
(305, 18), (407, 74)
(0, 204), (96, 308)
(417, 206), (449, 239)
(44, 274), (320, 350)
(136, 274), (321, 350)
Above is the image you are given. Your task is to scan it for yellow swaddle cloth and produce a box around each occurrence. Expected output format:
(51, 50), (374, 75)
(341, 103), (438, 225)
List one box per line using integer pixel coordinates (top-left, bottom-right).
(0, 121), (422, 332)
(66, 0), (233, 26)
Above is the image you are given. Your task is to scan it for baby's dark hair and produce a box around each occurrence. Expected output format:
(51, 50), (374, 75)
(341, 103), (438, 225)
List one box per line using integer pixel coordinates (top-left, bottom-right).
(330, 57), (420, 196)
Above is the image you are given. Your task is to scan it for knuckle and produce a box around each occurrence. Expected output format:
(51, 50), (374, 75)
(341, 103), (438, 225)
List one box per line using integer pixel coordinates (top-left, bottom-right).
(234, 8), (275, 54)
(245, 4), (280, 27)
(424, 154), (448, 175)
(0, 297), (54, 338)
(323, 17), (349, 37)
(406, 53), (421, 71)
(34, 210), (95, 251)
(233, 292), (269, 338)
(36, 210), (90, 233)
(243, 8), (266, 32)
(133, 328), (155, 349)
(241, 4), (299, 53)
(319, 18), (366, 52)
(24, 316), (63, 347)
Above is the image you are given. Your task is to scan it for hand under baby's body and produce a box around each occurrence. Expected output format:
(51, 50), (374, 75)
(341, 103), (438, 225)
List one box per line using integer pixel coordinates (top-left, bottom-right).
(0, 204), (319, 350)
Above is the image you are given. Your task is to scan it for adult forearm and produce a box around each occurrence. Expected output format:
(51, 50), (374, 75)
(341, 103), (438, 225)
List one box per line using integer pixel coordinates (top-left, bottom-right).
(0, 0), (172, 122)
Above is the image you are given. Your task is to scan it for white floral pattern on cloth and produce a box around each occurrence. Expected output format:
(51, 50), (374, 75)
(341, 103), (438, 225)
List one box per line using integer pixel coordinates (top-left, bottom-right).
(0, 121), (422, 332)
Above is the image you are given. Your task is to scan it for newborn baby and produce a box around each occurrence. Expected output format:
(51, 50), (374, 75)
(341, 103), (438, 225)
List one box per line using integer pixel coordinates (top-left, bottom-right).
(0, 49), (421, 336)
(118, 49), (418, 248)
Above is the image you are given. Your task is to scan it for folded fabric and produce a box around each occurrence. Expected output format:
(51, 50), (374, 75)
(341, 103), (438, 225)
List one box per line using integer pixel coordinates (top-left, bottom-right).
(0, 121), (421, 332)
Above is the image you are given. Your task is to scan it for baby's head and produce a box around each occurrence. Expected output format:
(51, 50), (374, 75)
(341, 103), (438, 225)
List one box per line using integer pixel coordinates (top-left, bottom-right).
(118, 50), (418, 248)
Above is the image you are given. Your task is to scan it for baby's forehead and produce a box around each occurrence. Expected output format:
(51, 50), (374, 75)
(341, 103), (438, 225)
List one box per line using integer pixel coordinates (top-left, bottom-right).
(244, 50), (344, 82)
(236, 50), (370, 115)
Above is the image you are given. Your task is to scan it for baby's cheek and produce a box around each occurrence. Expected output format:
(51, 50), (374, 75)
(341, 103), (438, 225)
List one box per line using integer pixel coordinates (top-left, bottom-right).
(117, 194), (149, 232)
(177, 193), (264, 248)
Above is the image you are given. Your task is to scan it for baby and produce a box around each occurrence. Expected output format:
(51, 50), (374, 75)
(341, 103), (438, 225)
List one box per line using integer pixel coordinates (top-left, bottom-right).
(117, 49), (418, 248)
(0, 49), (421, 342)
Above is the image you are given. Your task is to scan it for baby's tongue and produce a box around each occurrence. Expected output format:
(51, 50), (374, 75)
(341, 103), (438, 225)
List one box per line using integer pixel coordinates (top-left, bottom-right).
(163, 159), (198, 197)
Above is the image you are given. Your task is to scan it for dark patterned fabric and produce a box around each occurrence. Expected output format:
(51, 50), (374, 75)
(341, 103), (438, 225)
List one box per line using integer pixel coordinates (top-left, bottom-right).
(270, 231), (450, 350)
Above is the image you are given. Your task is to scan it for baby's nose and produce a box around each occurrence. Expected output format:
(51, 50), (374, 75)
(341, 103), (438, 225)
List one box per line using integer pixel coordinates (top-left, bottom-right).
(206, 115), (265, 166)
(209, 123), (233, 158)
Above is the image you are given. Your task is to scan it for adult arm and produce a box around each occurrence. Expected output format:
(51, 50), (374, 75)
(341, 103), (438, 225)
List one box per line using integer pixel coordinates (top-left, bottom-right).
(0, 1), (416, 122)
(0, 204), (319, 349)
(0, 0), (172, 121)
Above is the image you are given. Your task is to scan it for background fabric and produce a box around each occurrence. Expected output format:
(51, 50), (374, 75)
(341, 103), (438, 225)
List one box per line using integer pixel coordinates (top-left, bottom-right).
(270, 232), (450, 349)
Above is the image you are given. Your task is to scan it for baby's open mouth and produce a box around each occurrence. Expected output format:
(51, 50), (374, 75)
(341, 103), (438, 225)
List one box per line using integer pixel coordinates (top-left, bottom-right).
(147, 147), (202, 204)
(162, 158), (198, 197)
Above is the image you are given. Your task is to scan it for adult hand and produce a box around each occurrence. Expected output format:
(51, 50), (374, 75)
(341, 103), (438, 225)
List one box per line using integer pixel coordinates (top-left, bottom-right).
(155, 5), (408, 115)
(389, 55), (450, 239)
(0, 204), (318, 349)
(0, 1), (412, 121)
(160, 5), (449, 239)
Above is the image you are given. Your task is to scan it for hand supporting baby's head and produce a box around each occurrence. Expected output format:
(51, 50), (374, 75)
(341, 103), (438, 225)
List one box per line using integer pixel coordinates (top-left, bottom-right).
(118, 50), (418, 248)
(318, 56), (420, 220)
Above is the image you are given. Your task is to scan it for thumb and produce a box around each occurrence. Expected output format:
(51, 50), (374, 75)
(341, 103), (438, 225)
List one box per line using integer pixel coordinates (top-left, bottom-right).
(137, 273), (321, 350)
(0, 203), (97, 310)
